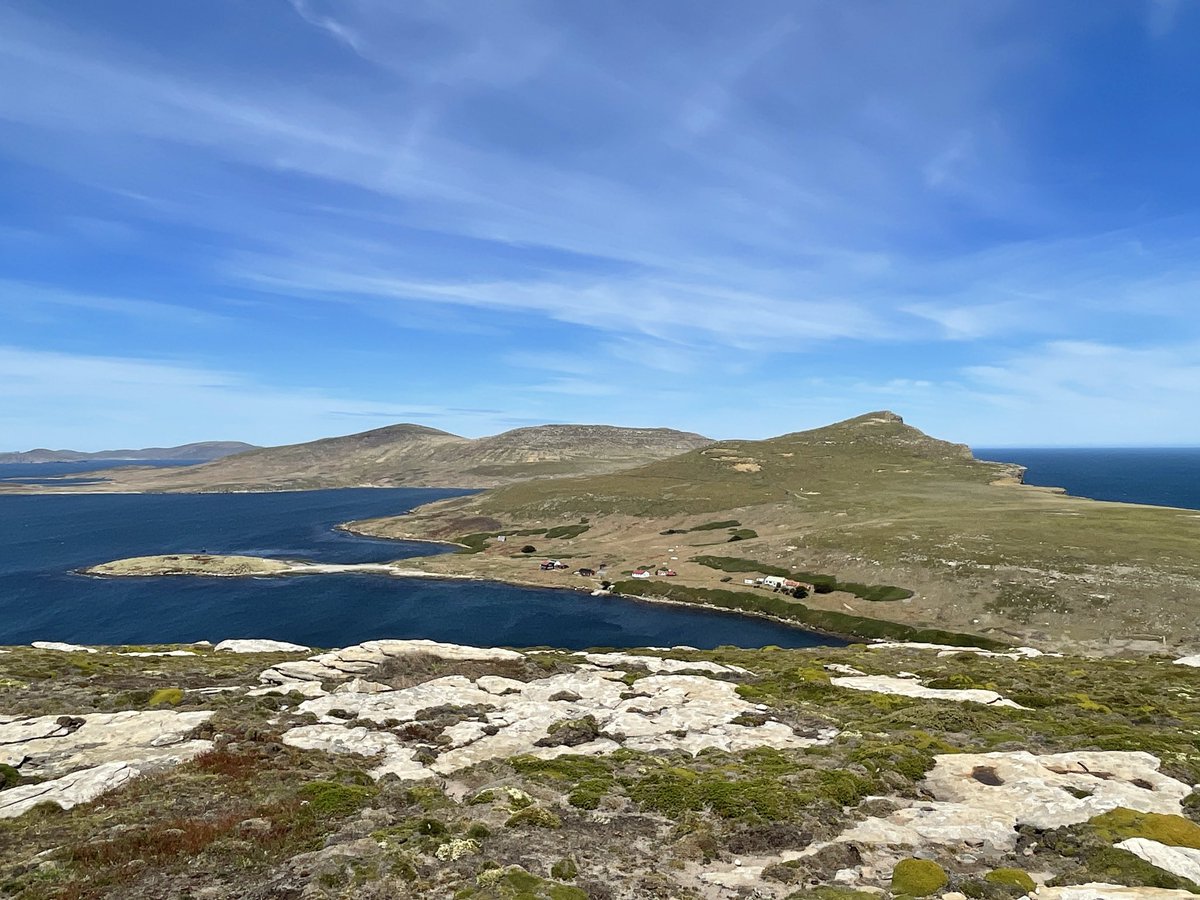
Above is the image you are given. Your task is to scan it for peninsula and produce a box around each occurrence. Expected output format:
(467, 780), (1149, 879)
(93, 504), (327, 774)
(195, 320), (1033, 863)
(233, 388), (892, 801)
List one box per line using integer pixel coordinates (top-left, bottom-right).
(85, 412), (1200, 655)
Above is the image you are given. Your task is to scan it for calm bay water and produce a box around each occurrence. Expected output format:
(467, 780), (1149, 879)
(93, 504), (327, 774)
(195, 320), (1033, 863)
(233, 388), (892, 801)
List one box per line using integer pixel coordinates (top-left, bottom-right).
(974, 447), (1200, 511)
(0, 472), (835, 650)
(0, 459), (198, 486)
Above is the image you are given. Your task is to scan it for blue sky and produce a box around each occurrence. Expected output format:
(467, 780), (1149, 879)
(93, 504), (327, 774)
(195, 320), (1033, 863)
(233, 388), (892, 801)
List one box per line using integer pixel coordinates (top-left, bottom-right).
(2, 1), (1199, 450)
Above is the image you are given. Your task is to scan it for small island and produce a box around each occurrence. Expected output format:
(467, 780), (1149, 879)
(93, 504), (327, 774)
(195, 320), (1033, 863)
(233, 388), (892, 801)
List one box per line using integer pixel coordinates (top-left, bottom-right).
(86, 554), (297, 577)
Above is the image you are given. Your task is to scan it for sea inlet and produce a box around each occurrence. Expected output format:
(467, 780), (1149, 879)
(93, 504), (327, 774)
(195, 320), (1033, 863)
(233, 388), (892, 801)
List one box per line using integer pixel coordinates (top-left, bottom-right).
(0, 479), (841, 650)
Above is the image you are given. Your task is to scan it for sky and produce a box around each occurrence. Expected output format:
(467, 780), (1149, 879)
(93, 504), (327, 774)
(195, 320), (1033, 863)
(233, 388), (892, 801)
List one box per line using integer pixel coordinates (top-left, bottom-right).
(2, 1), (1199, 451)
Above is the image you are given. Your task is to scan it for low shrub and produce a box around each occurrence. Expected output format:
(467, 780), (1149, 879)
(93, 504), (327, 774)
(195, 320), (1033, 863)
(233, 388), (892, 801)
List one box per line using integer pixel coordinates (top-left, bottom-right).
(890, 858), (948, 897)
(504, 806), (562, 829)
(148, 687), (184, 707)
(985, 868), (1036, 893)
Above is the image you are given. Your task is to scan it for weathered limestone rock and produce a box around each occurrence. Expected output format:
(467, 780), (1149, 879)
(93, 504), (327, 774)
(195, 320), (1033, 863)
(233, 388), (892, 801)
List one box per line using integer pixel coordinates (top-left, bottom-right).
(270, 641), (830, 783)
(215, 639), (310, 653)
(923, 751), (1192, 829)
(838, 750), (1192, 852)
(830, 675), (1026, 708)
(839, 802), (1018, 852)
(258, 639), (524, 687)
(866, 641), (1046, 659)
(583, 652), (750, 675)
(30, 641), (96, 653)
(1034, 886), (1199, 899)
(0, 710), (215, 818)
(1173, 655), (1200, 668)
(331, 677), (392, 694)
(1116, 838), (1200, 886)
(824, 663), (868, 676)
(0, 761), (147, 818)
(358, 639), (524, 662)
(0, 710), (213, 776)
(248, 680), (328, 698)
(260, 660), (337, 683)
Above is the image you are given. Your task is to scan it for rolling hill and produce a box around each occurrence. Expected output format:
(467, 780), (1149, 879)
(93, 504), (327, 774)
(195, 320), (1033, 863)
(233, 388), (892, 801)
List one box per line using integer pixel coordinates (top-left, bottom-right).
(0, 441), (256, 464)
(350, 411), (1200, 651)
(11, 423), (713, 492)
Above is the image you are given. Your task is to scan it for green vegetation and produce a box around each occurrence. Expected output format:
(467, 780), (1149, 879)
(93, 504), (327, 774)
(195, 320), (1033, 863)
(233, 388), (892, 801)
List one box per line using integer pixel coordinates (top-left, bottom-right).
(543, 523), (590, 540)
(727, 528), (759, 541)
(297, 780), (377, 817)
(147, 687), (184, 707)
(891, 858), (948, 896)
(985, 868), (1036, 893)
(1089, 808), (1200, 849)
(692, 556), (914, 602)
(503, 806), (562, 829)
(6, 640), (1200, 896)
(549, 856), (578, 880)
(611, 579), (1002, 647)
(449, 412), (1200, 646)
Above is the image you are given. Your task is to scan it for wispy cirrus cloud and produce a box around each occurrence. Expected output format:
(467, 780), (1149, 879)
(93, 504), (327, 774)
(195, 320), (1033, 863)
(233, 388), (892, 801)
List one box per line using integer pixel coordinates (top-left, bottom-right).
(1, 2), (1199, 446)
(0, 346), (524, 449)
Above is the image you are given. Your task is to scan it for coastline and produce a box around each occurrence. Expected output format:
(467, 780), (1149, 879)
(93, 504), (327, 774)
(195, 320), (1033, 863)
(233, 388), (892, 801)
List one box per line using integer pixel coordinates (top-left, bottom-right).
(79, 553), (854, 645)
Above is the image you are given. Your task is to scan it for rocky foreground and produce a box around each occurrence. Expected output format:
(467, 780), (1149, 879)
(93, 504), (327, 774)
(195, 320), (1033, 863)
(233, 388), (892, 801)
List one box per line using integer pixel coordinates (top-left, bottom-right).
(2, 639), (1200, 899)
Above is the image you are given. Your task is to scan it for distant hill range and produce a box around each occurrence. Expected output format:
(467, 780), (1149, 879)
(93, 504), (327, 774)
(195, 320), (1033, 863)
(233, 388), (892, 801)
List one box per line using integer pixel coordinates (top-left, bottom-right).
(0, 441), (257, 464)
(9, 424), (713, 492)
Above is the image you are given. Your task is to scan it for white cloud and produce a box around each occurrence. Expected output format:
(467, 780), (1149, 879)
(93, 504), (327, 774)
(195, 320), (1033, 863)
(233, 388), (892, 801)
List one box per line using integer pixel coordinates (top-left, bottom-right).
(0, 346), (520, 450)
(961, 340), (1200, 445)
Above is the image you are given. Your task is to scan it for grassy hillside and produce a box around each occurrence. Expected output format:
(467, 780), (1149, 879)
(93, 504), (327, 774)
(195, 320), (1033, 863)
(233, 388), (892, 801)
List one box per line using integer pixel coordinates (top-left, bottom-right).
(5, 424), (712, 493)
(356, 412), (1200, 651)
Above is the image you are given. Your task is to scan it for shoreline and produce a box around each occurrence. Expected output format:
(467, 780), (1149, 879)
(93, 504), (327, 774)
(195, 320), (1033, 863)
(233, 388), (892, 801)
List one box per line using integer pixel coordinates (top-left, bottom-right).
(5, 476), (1198, 515)
(78, 554), (851, 646)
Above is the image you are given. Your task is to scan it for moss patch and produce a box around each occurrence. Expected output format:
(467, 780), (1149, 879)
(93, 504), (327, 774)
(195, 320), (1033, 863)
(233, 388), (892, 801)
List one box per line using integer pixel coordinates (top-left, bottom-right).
(891, 858), (948, 896)
(1090, 807), (1200, 850)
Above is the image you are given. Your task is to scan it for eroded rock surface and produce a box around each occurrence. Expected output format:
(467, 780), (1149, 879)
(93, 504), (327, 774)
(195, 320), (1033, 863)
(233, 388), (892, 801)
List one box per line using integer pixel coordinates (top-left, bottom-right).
(274, 641), (830, 781)
(1116, 838), (1200, 885)
(839, 750), (1192, 851)
(30, 641), (96, 653)
(1034, 886), (1199, 899)
(0, 709), (214, 818)
(216, 639), (311, 653)
(830, 674), (1027, 708)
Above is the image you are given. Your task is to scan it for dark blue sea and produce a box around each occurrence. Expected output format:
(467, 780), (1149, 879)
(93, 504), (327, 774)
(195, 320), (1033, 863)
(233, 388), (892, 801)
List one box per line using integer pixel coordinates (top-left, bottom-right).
(0, 466), (835, 650)
(975, 447), (1200, 511)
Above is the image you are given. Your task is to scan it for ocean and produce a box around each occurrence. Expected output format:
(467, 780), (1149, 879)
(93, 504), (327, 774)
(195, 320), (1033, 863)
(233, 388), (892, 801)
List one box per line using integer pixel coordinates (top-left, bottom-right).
(974, 447), (1200, 511)
(0, 473), (836, 650)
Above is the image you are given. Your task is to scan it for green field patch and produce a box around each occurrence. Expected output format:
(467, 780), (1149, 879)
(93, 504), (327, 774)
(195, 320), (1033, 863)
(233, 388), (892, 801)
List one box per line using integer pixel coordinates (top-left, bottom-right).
(612, 579), (999, 646)
(692, 556), (913, 602)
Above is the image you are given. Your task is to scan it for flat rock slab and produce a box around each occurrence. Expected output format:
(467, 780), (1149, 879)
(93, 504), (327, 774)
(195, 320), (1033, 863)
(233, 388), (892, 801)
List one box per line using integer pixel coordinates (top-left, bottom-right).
(583, 652), (750, 675)
(215, 639), (310, 653)
(30, 641), (96, 653)
(260, 639), (524, 686)
(867, 641), (1047, 659)
(830, 675), (1026, 708)
(0, 710), (214, 776)
(1116, 838), (1200, 885)
(0, 761), (145, 818)
(1034, 886), (1199, 899)
(839, 750), (1193, 852)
